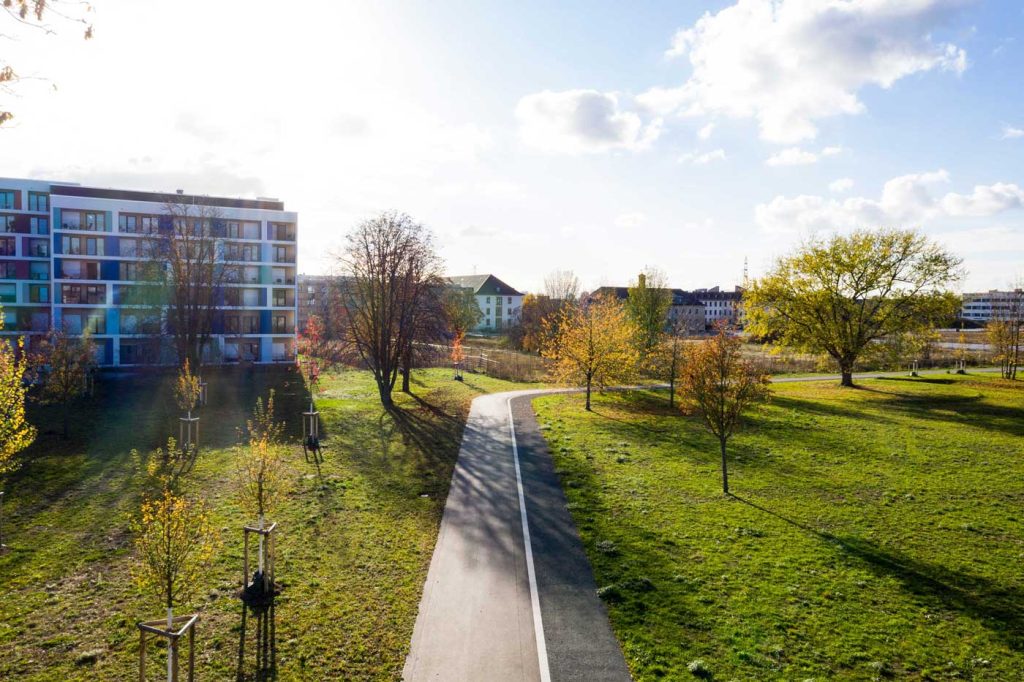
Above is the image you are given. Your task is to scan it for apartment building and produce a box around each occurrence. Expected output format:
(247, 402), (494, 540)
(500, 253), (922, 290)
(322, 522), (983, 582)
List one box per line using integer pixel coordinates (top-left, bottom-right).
(590, 285), (707, 334)
(961, 290), (1023, 325)
(0, 178), (298, 366)
(448, 274), (524, 332)
(693, 286), (744, 325)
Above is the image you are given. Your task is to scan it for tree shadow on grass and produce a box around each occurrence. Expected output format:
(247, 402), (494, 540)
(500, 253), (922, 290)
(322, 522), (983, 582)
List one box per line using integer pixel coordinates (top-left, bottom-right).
(732, 494), (1024, 652)
(235, 600), (277, 681)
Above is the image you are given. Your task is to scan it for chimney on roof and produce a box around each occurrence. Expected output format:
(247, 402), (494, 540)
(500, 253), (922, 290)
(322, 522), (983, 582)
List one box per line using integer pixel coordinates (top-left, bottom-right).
(176, 189), (184, 195)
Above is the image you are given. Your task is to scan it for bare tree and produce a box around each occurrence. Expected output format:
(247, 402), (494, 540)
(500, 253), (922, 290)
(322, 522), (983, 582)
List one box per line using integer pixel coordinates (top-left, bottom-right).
(679, 324), (770, 494)
(544, 270), (581, 304)
(400, 279), (447, 393)
(1, 1), (94, 126)
(338, 211), (444, 408)
(154, 198), (229, 370)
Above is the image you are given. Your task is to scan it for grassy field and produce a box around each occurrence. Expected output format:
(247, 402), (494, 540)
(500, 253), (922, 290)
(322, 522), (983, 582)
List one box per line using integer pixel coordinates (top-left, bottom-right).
(0, 366), (534, 680)
(535, 375), (1024, 680)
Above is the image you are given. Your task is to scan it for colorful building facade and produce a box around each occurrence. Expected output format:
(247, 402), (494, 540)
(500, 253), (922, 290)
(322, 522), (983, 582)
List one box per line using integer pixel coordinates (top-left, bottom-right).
(0, 178), (298, 366)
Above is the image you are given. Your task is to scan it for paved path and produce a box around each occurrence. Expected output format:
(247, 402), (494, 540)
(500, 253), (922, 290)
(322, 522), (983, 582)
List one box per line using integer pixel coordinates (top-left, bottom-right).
(404, 368), (998, 681)
(403, 388), (630, 682)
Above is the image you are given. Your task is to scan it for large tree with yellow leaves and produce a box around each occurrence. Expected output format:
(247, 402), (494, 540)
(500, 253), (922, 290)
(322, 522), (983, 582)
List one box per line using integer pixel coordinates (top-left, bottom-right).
(744, 229), (962, 387)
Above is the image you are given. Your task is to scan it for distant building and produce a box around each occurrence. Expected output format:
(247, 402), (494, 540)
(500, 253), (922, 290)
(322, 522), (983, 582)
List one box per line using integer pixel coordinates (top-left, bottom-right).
(693, 286), (744, 326)
(297, 274), (339, 333)
(962, 290), (1023, 324)
(447, 274), (524, 332)
(590, 285), (707, 335)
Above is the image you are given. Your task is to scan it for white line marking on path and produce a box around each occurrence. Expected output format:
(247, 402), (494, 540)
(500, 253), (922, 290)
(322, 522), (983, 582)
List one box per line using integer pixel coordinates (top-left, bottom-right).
(508, 397), (552, 682)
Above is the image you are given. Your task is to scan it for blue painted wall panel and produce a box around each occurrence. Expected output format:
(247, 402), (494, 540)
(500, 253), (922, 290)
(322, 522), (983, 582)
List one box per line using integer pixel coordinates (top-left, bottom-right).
(260, 309), (272, 335)
(102, 260), (119, 281)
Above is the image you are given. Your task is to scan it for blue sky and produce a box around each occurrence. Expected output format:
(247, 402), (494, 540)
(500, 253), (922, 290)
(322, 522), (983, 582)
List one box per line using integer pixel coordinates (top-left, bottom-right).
(3, 0), (1022, 292)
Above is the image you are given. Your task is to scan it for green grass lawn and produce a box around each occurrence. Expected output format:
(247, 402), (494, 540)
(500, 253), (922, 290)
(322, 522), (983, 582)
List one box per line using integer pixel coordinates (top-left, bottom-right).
(534, 375), (1024, 680)
(0, 366), (534, 681)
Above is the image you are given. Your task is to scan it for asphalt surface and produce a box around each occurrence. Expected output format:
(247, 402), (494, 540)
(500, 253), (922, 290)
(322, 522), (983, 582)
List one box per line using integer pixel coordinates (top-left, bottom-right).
(403, 388), (630, 682)
(404, 368), (1000, 681)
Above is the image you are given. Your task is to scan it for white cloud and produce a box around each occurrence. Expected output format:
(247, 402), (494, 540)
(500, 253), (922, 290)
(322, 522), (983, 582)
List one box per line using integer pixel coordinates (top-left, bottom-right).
(940, 182), (1024, 217)
(515, 89), (662, 153)
(650, 0), (968, 143)
(756, 170), (1024, 234)
(679, 148), (727, 165)
(697, 122), (715, 140)
(1002, 125), (1024, 139)
(765, 145), (845, 166)
(615, 212), (647, 229)
(765, 147), (819, 166)
(829, 178), (854, 194)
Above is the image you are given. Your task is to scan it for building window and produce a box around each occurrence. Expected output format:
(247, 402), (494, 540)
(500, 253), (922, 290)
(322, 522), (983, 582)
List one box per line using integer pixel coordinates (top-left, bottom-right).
(30, 217), (48, 235)
(119, 214), (160, 234)
(0, 237), (14, 256)
(1, 215), (14, 233)
(0, 283), (17, 303)
(30, 261), (49, 279)
(61, 283), (106, 304)
(0, 262), (15, 279)
(28, 192), (48, 212)
(0, 191), (15, 210)
(120, 262), (140, 281)
(273, 315), (288, 333)
(29, 284), (49, 303)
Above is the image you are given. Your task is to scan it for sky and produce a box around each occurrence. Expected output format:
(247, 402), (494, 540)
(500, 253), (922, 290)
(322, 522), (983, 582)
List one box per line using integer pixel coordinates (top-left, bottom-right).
(2, 0), (1022, 294)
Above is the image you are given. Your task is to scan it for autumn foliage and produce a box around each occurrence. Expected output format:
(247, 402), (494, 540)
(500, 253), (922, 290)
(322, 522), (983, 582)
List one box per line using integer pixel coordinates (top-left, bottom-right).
(679, 325), (770, 493)
(543, 294), (639, 410)
(132, 487), (219, 613)
(0, 329), (35, 477)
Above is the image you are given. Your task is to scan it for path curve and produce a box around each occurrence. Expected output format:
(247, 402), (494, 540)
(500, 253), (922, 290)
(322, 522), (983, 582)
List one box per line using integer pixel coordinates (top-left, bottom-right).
(404, 368), (997, 681)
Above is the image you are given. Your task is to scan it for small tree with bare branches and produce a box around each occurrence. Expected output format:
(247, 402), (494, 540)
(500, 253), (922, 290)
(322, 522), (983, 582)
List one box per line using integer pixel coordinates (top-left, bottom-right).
(679, 325), (770, 494)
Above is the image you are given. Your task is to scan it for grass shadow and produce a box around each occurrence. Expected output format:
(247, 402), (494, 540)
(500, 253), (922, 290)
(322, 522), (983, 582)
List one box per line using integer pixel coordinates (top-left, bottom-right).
(732, 494), (1024, 652)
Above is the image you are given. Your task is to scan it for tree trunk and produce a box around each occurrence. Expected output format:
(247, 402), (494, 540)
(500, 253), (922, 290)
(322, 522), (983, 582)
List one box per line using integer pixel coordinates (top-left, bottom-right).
(585, 378), (592, 411)
(377, 380), (393, 409)
(839, 361), (855, 388)
(668, 376), (675, 408)
(401, 347), (412, 393)
(720, 437), (729, 494)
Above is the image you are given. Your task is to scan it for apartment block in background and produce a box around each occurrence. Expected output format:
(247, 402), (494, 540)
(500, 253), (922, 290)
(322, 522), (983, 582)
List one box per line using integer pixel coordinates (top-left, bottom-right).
(447, 274), (525, 332)
(0, 178), (298, 366)
(961, 289), (1023, 325)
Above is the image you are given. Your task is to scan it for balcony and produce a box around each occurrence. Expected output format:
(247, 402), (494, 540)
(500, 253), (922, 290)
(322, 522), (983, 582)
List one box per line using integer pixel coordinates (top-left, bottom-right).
(270, 223), (296, 241)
